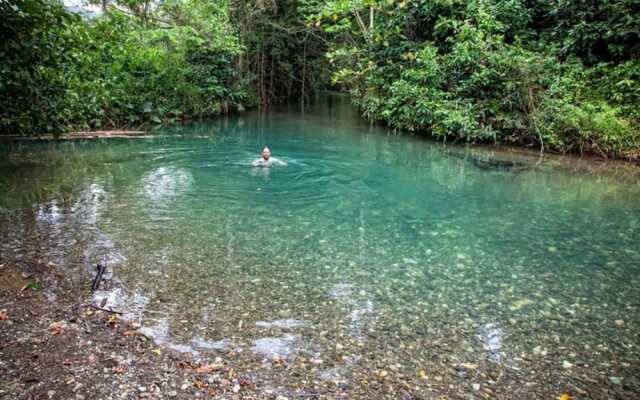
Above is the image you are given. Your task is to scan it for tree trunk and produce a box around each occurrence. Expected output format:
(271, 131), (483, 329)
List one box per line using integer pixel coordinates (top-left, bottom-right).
(301, 38), (306, 108)
(369, 6), (374, 30)
(270, 56), (274, 103)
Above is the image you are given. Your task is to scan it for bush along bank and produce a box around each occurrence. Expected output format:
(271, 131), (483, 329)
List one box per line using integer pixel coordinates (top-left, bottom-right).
(1, 0), (249, 136)
(310, 0), (640, 160)
(1, 0), (330, 137)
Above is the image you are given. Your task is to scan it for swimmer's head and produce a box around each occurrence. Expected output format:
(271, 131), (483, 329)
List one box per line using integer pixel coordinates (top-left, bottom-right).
(262, 147), (271, 160)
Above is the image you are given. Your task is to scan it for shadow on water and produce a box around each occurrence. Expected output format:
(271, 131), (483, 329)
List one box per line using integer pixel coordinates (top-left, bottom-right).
(467, 155), (529, 172)
(444, 148), (532, 174)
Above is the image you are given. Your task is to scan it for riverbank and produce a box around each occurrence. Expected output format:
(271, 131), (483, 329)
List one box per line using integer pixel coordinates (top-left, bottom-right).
(0, 131), (152, 141)
(452, 141), (640, 174)
(1, 257), (637, 399)
(0, 260), (267, 400)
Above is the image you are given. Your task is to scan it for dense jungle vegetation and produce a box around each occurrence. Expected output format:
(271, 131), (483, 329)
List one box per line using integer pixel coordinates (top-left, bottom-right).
(1, 0), (639, 158)
(0, 0), (328, 134)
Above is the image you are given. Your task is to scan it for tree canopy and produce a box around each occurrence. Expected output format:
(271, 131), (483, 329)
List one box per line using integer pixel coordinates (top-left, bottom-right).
(311, 0), (640, 158)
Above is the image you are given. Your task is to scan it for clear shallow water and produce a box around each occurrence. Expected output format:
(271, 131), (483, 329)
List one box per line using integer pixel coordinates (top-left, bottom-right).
(1, 95), (640, 397)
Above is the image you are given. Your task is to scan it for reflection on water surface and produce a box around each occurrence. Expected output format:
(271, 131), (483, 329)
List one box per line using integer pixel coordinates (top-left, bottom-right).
(1, 95), (640, 397)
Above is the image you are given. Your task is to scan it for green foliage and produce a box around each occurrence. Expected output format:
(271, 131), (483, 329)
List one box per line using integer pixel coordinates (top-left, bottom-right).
(310, 0), (640, 158)
(1, 0), (329, 135)
(1, 0), (248, 135)
(231, 0), (329, 106)
(0, 0), (80, 135)
(26, 281), (42, 290)
(2, 0), (638, 159)
(546, 0), (640, 63)
(535, 99), (638, 158)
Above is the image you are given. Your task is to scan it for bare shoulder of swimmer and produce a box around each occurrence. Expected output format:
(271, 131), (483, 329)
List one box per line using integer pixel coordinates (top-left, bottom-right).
(271, 157), (287, 166)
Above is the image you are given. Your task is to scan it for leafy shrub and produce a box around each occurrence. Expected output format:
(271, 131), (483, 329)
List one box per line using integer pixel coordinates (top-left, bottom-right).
(535, 99), (638, 158)
(310, 0), (640, 158)
(0, 0), (247, 135)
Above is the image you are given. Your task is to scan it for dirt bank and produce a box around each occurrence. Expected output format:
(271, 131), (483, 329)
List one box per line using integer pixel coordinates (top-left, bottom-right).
(0, 259), (263, 400)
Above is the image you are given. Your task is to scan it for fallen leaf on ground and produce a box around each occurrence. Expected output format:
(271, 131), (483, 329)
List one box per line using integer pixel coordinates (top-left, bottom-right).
(178, 361), (194, 370)
(0, 310), (8, 320)
(193, 379), (206, 390)
(151, 348), (161, 356)
(49, 321), (66, 335)
(123, 330), (138, 336)
(196, 363), (224, 373)
(460, 363), (479, 370)
(558, 394), (572, 400)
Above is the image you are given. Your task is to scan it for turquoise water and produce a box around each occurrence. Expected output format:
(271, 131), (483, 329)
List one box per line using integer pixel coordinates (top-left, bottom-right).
(1, 95), (640, 397)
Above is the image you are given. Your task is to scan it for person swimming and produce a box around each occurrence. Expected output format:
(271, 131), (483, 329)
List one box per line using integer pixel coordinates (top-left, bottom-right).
(251, 147), (287, 167)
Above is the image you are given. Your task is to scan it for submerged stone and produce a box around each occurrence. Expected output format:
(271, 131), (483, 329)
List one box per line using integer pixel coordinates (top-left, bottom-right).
(510, 298), (534, 311)
(562, 360), (574, 369)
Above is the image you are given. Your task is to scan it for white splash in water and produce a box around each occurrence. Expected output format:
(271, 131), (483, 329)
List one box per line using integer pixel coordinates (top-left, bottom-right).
(139, 318), (170, 343)
(328, 283), (354, 302)
(256, 319), (308, 329)
(251, 334), (300, 361)
(91, 287), (148, 320)
(139, 318), (201, 356)
(329, 283), (376, 342)
(348, 300), (375, 342)
(143, 167), (193, 203)
(191, 337), (230, 351)
(478, 323), (504, 362)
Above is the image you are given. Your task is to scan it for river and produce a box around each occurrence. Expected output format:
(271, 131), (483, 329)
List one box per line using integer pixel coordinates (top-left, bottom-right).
(1, 95), (639, 397)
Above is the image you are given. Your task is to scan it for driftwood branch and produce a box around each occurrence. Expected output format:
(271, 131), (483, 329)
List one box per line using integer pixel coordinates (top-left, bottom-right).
(91, 257), (107, 292)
